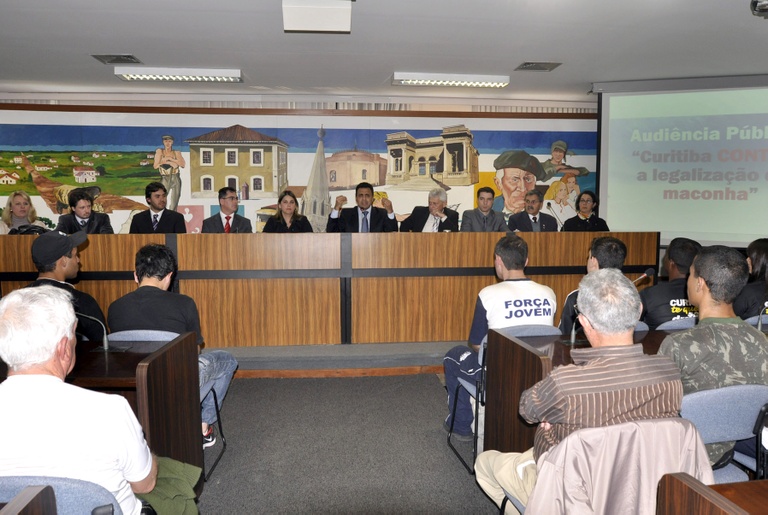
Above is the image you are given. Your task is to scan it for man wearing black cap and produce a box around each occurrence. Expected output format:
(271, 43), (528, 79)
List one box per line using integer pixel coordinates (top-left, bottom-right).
(491, 150), (545, 218)
(26, 230), (106, 342)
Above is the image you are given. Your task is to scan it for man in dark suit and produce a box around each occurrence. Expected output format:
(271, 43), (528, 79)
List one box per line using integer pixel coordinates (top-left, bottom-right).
(202, 187), (253, 233)
(460, 186), (508, 232)
(507, 190), (558, 232)
(326, 182), (397, 233)
(400, 188), (459, 232)
(129, 182), (186, 234)
(54, 190), (114, 234)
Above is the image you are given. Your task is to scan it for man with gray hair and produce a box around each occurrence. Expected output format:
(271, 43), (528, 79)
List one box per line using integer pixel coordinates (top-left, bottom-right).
(475, 269), (683, 509)
(0, 286), (157, 515)
(399, 187), (459, 232)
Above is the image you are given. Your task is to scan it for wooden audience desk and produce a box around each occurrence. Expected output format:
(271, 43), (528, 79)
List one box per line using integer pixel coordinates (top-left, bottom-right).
(657, 472), (768, 514)
(483, 328), (668, 453)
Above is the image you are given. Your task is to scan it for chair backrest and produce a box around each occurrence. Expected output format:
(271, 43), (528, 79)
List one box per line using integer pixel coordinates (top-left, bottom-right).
(525, 418), (714, 514)
(108, 329), (179, 342)
(504, 324), (562, 338)
(656, 317), (697, 331)
(744, 314), (768, 327)
(680, 384), (768, 444)
(0, 476), (122, 515)
(634, 321), (650, 332)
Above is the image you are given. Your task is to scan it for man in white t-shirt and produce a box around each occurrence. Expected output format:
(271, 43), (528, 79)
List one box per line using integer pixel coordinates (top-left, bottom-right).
(0, 286), (157, 515)
(443, 234), (557, 438)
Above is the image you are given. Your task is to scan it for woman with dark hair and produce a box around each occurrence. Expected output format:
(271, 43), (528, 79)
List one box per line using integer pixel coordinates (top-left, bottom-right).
(733, 238), (768, 319)
(560, 190), (609, 232)
(263, 190), (313, 233)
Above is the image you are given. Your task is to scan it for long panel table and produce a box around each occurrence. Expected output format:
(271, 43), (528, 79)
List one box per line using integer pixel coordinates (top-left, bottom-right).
(0, 231), (659, 347)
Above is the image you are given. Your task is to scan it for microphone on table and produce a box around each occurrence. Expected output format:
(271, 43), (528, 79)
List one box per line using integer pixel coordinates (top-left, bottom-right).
(758, 301), (768, 332)
(546, 202), (564, 227)
(76, 312), (109, 351)
(633, 268), (656, 285)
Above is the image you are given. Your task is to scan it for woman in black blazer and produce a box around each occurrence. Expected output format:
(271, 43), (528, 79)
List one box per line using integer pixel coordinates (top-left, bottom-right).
(263, 190), (313, 233)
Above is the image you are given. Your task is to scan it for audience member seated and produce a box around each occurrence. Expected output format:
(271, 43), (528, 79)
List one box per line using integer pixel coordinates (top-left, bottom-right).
(659, 245), (768, 467)
(326, 182), (396, 233)
(0, 190), (47, 235)
(507, 190), (558, 233)
(262, 190), (313, 233)
(26, 230), (106, 343)
(0, 286), (158, 515)
(560, 190), (610, 232)
(400, 188), (459, 233)
(107, 244), (238, 449)
(559, 236), (626, 336)
(55, 189), (114, 234)
(201, 186), (253, 234)
(733, 238), (768, 320)
(475, 269), (683, 509)
(640, 237), (701, 330)
(129, 182), (186, 234)
(460, 186), (508, 232)
(443, 234), (556, 439)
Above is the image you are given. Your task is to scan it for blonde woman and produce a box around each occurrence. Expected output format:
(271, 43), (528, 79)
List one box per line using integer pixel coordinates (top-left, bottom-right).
(0, 191), (46, 234)
(542, 180), (576, 230)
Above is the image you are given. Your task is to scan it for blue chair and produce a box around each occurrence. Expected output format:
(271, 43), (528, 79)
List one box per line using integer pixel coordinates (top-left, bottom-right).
(680, 384), (768, 483)
(634, 321), (650, 332)
(732, 403), (768, 479)
(656, 317), (697, 331)
(0, 476), (122, 514)
(745, 314), (768, 331)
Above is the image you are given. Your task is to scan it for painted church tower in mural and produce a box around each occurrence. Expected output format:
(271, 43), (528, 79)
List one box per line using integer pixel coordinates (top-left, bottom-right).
(301, 127), (332, 232)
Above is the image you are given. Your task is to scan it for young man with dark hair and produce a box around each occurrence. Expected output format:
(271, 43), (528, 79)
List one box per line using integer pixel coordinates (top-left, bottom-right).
(460, 187), (508, 232)
(108, 244), (238, 448)
(640, 237), (702, 329)
(129, 182), (186, 234)
(326, 182), (397, 233)
(201, 187), (253, 233)
(55, 189), (114, 234)
(443, 234), (557, 438)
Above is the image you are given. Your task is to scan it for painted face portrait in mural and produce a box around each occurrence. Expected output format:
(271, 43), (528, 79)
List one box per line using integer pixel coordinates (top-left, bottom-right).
(491, 150), (546, 216)
(540, 140), (591, 182)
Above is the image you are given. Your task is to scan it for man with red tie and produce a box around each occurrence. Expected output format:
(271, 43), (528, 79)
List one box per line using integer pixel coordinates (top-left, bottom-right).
(202, 187), (253, 234)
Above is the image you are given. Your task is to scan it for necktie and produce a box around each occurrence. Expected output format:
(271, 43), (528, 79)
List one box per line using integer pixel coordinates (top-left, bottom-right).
(361, 211), (369, 233)
(80, 219), (87, 227)
(532, 216), (540, 233)
(482, 216), (487, 231)
(152, 214), (159, 231)
(432, 216), (439, 232)
(224, 215), (231, 234)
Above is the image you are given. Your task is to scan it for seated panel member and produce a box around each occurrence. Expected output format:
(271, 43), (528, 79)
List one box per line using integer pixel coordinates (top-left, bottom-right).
(0, 286), (158, 515)
(475, 269), (683, 509)
(640, 237), (701, 330)
(461, 187), (508, 232)
(55, 190), (114, 234)
(202, 187), (253, 234)
(659, 245), (768, 466)
(561, 190), (610, 232)
(108, 244), (238, 449)
(443, 234), (556, 438)
(507, 190), (558, 232)
(733, 238), (768, 319)
(400, 188), (459, 233)
(326, 182), (396, 233)
(263, 190), (313, 233)
(129, 182), (186, 234)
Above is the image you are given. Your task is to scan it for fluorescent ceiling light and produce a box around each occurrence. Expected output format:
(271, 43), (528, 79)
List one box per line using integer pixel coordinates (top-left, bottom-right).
(392, 72), (509, 88)
(282, 0), (353, 33)
(115, 66), (242, 82)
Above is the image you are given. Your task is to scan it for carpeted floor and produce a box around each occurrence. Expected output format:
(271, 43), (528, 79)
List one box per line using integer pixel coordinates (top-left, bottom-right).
(198, 374), (496, 514)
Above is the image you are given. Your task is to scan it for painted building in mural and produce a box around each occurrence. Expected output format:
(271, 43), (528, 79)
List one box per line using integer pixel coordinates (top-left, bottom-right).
(186, 124), (289, 199)
(385, 124), (479, 187)
(325, 148), (387, 190)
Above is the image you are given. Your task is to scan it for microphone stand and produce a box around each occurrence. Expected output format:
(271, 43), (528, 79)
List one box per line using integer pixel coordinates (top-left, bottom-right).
(75, 312), (109, 351)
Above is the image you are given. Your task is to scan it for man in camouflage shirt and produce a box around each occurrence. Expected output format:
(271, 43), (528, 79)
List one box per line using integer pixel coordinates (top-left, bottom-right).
(659, 245), (768, 466)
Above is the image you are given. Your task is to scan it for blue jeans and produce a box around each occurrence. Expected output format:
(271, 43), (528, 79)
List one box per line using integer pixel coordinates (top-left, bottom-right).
(443, 345), (481, 435)
(199, 350), (238, 425)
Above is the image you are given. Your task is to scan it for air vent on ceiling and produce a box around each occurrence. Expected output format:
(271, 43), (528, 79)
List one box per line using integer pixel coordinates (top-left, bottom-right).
(92, 54), (143, 65)
(514, 62), (561, 72)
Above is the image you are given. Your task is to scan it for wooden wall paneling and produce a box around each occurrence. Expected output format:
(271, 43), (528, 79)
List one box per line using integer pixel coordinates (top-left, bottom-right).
(182, 278), (340, 347)
(0, 281), (28, 297)
(0, 235), (37, 272)
(352, 233), (499, 269)
(76, 280), (140, 326)
(79, 234), (165, 271)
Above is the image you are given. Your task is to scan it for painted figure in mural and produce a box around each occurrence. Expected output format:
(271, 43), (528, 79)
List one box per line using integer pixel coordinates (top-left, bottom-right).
(0, 190), (47, 234)
(561, 190), (610, 232)
(543, 179), (577, 230)
(154, 134), (185, 211)
(561, 171), (581, 208)
(55, 190), (114, 234)
(263, 190), (313, 233)
(460, 187), (508, 232)
(540, 140), (590, 182)
(326, 182), (397, 233)
(400, 188), (459, 233)
(129, 182), (187, 234)
(507, 190), (559, 233)
(202, 187), (253, 234)
(491, 150), (546, 218)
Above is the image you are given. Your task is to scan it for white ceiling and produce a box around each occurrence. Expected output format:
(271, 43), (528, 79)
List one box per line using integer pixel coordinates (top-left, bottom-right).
(1, 0), (767, 108)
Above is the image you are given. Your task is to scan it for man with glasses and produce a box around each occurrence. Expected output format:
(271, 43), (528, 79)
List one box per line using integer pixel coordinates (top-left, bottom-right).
(202, 187), (253, 234)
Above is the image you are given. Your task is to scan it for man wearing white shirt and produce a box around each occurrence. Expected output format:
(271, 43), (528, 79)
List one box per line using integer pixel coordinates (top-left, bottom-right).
(326, 182), (397, 233)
